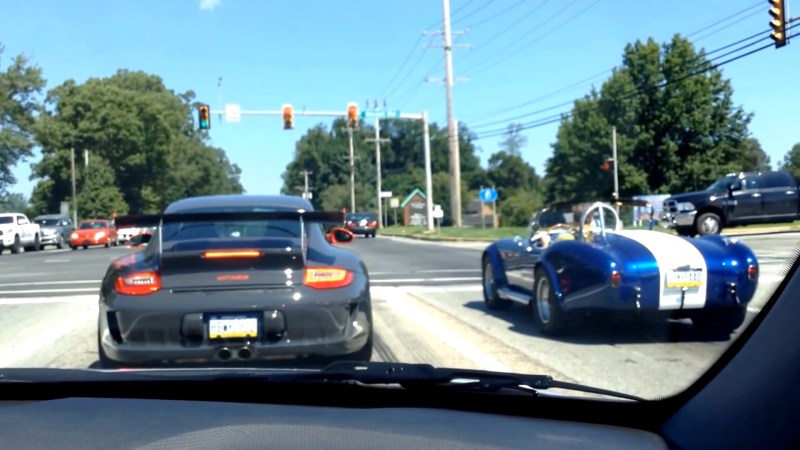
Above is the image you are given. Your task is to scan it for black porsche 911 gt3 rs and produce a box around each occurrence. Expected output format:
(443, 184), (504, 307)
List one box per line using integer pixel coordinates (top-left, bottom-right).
(97, 195), (372, 368)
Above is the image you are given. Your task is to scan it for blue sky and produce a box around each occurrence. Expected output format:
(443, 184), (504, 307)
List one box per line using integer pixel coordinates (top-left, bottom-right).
(2, 0), (797, 200)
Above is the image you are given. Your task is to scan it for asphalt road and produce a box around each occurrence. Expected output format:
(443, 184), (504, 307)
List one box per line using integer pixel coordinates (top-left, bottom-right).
(0, 232), (795, 399)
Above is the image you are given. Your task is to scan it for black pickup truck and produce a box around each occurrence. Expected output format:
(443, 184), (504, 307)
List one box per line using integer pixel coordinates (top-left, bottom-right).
(661, 171), (799, 236)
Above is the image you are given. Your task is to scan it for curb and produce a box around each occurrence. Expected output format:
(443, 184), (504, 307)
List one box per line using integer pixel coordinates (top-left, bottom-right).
(382, 227), (799, 243)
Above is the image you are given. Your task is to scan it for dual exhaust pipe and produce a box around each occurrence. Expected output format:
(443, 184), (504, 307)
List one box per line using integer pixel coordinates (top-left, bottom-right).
(218, 346), (253, 361)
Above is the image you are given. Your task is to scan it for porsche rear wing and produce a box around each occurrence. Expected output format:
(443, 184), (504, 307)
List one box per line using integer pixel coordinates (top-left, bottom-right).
(114, 210), (346, 262)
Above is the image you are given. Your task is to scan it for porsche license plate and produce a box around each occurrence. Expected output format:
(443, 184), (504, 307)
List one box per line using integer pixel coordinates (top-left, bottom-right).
(208, 315), (259, 339)
(666, 270), (702, 288)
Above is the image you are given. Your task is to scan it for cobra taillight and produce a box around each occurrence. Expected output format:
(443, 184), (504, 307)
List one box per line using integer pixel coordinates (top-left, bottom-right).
(303, 267), (353, 289)
(747, 265), (758, 281)
(115, 271), (161, 296)
(611, 270), (621, 288)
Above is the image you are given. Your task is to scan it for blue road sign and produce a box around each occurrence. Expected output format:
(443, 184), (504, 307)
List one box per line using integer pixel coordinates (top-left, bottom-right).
(479, 187), (498, 203)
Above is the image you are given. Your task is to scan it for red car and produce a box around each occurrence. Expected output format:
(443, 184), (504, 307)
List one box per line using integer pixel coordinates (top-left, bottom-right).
(69, 219), (118, 249)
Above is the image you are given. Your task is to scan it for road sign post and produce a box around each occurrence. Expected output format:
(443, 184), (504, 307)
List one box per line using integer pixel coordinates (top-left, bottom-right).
(479, 187), (498, 229)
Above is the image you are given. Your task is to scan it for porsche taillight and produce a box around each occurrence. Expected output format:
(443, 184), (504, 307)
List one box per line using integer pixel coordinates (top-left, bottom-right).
(747, 265), (757, 281)
(303, 267), (353, 289)
(115, 271), (161, 296)
(202, 249), (263, 259)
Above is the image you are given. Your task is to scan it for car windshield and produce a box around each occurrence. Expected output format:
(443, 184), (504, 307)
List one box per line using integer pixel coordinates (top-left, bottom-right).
(79, 221), (107, 229)
(706, 175), (739, 192)
(34, 218), (60, 226)
(1, 1), (798, 405)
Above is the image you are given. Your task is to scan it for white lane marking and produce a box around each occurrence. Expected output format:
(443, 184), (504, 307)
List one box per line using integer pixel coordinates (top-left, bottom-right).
(375, 286), (511, 373)
(0, 305), (97, 368)
(0, 288), (98, 295)
(371, 277), (481, 284)
(0, 280), (100, 288)
(370, 269), (479, 275)
(0, 295), (98, 305)
(44, 259), (70, 263)
(616, 230), (708, 310)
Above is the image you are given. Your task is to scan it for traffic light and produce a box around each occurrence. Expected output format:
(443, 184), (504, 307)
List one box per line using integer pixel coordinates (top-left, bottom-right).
(769, 0), (788, 48)
(601, 158), (614, 171)
(282, 104), (294, 130)
(347, 102), (358, 127)
(197, 104), (210, 130)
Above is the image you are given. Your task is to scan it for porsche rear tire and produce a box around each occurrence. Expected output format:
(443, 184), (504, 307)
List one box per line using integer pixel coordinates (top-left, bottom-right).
(691, 306), (747, 336)
(533, 268), (569, 335)
(482, 257), (512, 310)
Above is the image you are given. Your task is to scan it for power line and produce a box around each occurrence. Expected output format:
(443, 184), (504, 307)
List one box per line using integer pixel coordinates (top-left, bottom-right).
(384, 35), (437, 102)
(685, 1), (761, 39)
(463, 0), (602, 76)
(464, 0), (527, 29)
(450, 0), (497, 25)
(474, 32), (780, 140)
(377, 35), (424, 99)
(458, 0), (552, 62)
(464, 2), (768, 123)
(470, 26), (772, 129)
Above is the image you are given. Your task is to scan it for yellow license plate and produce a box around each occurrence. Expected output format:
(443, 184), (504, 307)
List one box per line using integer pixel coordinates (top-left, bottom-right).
(208, 316), (259, 339)
(666, 270), (702, 288)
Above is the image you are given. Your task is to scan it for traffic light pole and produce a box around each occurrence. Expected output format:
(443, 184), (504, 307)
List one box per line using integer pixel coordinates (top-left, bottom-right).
(347, 126), (356, 213)
(206, 106), (434, 231)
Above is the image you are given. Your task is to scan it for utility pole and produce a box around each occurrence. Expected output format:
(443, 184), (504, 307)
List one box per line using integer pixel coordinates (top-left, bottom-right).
(70, 147), (77, 225)
(365, 117), (390, 227)
(612, 126), (619, 212)
(432, 0), (469, 227)
(347, 125), (356, 213)
(297, 170), (313, 200)
(422, 112), (434, 232)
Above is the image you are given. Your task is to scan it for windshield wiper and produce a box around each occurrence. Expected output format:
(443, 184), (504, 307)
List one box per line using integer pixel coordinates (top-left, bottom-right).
(0, 363), (643, 402)
(277, 361), (644, 402)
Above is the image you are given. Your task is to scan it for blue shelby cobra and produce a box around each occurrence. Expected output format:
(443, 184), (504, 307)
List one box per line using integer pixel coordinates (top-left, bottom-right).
(481, 202), (759, 336)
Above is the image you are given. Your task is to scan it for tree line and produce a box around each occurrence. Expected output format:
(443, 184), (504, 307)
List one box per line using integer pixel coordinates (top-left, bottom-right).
(0, 44), (242, 219)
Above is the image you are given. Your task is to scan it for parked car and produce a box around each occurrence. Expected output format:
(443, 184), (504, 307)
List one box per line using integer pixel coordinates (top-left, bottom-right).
(662, 171), (800, 235)
(482, 201), (759, 336)
(33, 214), (74, 250)
(69, 219), (118, 249)
(0, 213), (42, 254)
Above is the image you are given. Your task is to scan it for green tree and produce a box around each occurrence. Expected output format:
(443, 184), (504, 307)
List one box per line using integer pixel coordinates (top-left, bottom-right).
(0, 44), (45, 195)
(779, 143), (800, 178)
(71, 155), (128, 219)
(544, 35), (753, 201)
(282, 118), (487, 223)
(739, 137), (771, 172)
(498, 123), (527, 157)
(0, 192), (29, 213)
(29, 70), (242, 215)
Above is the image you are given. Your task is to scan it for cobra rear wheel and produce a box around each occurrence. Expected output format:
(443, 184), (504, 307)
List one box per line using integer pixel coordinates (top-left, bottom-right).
(482, 257), (512, 310)
(532, 268), (569, 335)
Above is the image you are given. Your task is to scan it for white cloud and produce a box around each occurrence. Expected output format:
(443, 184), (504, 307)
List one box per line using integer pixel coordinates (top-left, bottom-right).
(199, 0), (222, 11)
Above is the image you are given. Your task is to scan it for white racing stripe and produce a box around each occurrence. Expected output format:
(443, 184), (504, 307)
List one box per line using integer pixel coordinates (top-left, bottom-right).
(615, 230), (708, 310)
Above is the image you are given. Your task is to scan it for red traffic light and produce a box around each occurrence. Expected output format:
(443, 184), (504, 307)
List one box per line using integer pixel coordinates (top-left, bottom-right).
(346, 102), (358, 126)
(282, 104), (294, 130)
